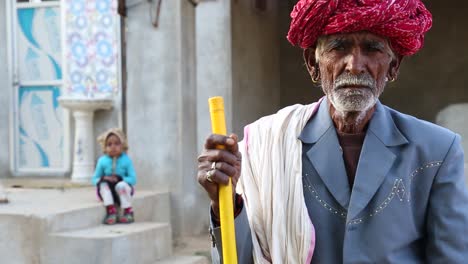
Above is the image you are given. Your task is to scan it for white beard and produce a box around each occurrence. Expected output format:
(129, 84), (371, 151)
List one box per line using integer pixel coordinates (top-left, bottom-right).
(328, 88), (377, 113)
(322, 73), (384, 114)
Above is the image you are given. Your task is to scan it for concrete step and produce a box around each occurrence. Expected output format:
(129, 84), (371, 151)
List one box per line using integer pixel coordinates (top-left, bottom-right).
(0, 188), (170, 233)
(46, 189), (171, 233)
(155, 255), (209, 264)
(0, 188), (173, 263)
(44, 222), (172, 264)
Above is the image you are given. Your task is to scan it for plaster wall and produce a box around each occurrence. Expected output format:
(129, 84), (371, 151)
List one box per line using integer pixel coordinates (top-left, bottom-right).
(197, 0), (281, 144)
(278, 0), (468, 123)
(126, 0), (202, 236)
(436, 103), (468, 183)
(195, 0), (281, 234)
(196, 0), (233, 152)
(0, 1), (10, 179)
(195, 1), (234, 234)
(278, 1), (322, 108)
(381, 0), (468, 122)
(231, 0), (281, 137)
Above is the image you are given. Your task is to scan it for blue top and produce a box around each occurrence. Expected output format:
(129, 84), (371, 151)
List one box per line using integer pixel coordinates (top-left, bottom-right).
(91, 153), (137, 186)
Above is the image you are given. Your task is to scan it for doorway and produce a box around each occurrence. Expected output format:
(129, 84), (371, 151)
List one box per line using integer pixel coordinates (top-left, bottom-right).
(7, 0), (70, 176)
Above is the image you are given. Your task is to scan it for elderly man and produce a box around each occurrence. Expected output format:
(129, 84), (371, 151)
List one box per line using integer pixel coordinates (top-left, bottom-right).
(197, 0), (468, 263)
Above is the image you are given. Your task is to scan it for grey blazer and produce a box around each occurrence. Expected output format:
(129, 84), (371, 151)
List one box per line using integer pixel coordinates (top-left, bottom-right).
(211, 99), (468, 263)
(210, 208), (253, 264)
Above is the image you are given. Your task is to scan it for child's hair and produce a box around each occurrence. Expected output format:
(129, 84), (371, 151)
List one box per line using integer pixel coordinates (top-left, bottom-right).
(97, 128), (129, 153)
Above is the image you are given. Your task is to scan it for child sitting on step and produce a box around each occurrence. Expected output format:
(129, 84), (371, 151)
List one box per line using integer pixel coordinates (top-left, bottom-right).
(92, 128), (136, 225)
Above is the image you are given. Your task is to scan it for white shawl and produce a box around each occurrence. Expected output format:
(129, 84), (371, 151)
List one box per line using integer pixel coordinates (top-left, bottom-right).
(237, 101), (321, 263)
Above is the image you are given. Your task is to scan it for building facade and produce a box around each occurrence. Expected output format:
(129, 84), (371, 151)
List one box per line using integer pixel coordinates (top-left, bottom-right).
(0, 0), (467, 237)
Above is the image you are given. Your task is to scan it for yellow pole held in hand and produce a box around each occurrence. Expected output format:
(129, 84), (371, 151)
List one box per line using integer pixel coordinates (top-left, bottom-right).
(209, 96), (238, 264)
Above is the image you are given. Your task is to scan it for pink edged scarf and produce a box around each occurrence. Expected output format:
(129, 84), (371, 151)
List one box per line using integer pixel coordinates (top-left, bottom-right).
(237, 99), (322, 263)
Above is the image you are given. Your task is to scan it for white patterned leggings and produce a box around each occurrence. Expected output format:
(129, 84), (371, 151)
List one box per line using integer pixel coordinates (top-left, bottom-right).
(99, 181), (133, 209)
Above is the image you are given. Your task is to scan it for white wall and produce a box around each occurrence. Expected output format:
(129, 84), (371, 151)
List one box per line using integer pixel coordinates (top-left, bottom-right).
(125, 0), (203, 236)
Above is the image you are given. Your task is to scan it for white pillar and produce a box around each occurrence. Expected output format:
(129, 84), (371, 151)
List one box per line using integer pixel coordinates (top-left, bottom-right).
(71, 110), (96, 183)
(59, 97), (113, 183)
(0, 181), (7, 203)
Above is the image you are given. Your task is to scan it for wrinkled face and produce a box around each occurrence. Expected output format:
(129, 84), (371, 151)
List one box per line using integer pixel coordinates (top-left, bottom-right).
(312, 32), (400, 113)
(105, 134), (122, 157)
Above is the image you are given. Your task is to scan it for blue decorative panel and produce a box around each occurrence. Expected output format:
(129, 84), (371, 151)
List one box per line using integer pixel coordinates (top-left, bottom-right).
(17, 86), (63, 169)
(17, 7), (62, 81)
(14, 5), (65, 172)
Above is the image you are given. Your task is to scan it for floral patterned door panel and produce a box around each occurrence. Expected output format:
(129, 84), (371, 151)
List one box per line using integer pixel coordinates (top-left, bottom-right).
(66, 0), (120, 96)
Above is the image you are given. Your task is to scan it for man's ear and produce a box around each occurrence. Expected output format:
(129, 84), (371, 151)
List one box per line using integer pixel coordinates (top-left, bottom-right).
(303, 48), (316, 73)
(303, 48), (319, 82)
(389, 54), (404, 80)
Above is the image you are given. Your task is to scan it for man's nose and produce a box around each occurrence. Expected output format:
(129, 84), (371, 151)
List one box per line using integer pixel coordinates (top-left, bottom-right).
(344, 50), (366, 75)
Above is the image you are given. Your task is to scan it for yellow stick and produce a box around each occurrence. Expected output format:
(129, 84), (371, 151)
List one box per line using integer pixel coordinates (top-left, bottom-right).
(209, 96), (238, 264)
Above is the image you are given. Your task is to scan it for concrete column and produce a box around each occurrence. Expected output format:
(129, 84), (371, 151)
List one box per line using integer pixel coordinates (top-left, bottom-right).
(231, 0), (281, 135)
(195, 0), (282, 226)
(197, 0), (281, 143)
(126, 0), (202, 236)
(0, 181), (7, 203)
(196, 1), (233, 151)
(0, 0), (10, 179)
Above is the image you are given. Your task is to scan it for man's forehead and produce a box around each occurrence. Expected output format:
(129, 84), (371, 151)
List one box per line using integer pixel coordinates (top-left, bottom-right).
(321, 31), (390, 44)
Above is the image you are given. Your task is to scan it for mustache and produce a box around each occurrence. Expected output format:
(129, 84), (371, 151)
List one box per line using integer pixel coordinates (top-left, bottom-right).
(334, 73), (376, 90)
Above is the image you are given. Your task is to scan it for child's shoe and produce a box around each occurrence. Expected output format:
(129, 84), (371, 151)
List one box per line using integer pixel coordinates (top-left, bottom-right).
(103, 205), (117, 225)
(103, 213), (117, 225)
(119, 207), (134, 223)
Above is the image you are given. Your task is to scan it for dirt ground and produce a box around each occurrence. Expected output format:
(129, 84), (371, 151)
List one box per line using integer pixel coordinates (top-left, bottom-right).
(173, 234), (212, 261)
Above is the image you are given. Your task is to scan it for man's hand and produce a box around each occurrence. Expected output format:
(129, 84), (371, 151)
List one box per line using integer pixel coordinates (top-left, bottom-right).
(197, 134), (242, 219)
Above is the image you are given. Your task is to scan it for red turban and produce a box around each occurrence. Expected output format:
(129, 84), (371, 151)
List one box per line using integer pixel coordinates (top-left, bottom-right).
(287, 0), (432, 55)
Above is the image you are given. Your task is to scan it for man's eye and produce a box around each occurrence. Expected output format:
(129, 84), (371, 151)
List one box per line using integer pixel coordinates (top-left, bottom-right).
(331, 45), (345, 51)
(366, 43), (383, 52)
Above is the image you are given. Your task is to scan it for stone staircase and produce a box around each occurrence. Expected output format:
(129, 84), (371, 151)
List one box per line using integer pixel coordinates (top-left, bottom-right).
(0, 187), (209, 264)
